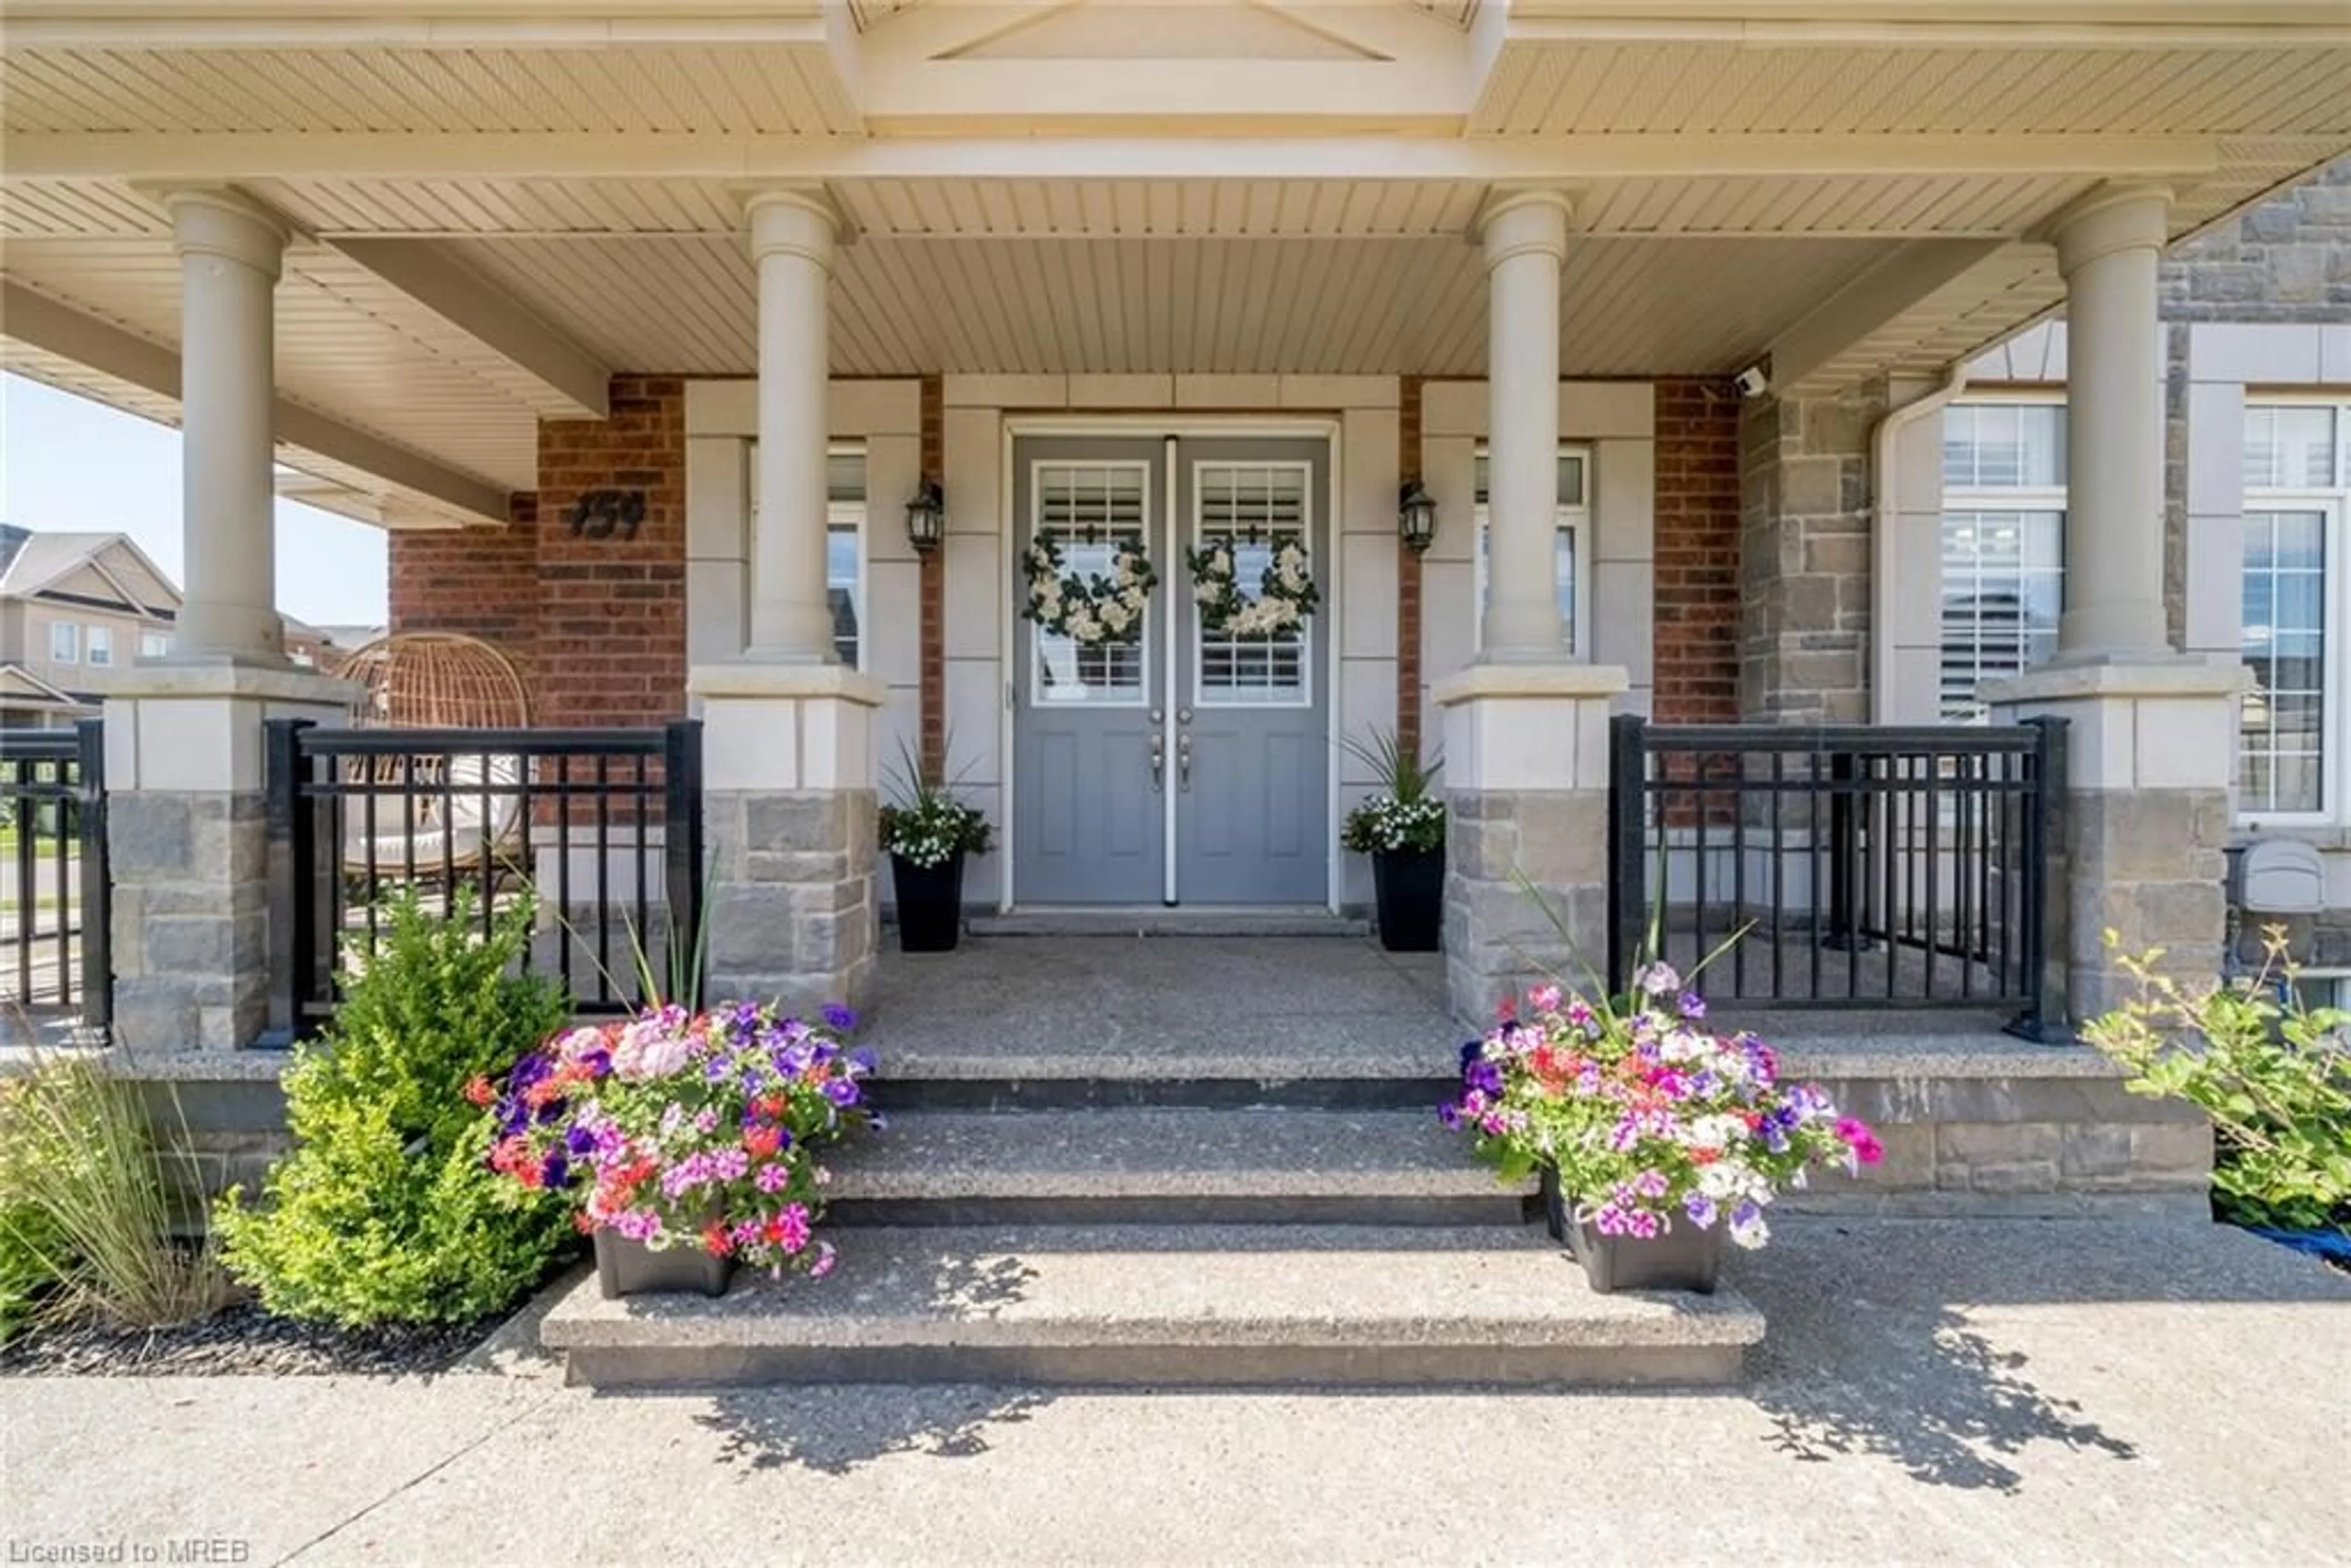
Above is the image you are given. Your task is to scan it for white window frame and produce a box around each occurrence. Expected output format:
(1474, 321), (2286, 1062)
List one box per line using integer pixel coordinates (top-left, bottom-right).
(1471, 445), (1595, 659)
(138, 631), (170, 660)
(48, 621), (79, 665)
(746, 439), (868, 670)
(1938, 395), (2068, 724)
(2238, 397), (2350, 829)
(84, 625), (113, 667)
(826, 442), (867, 672)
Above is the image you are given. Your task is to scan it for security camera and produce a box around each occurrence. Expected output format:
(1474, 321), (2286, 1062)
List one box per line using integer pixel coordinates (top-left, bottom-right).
(1734, 364), (1769, 399)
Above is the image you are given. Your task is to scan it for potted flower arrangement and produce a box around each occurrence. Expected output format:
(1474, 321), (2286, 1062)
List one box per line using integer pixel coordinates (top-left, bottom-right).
(479, 1000), (877, 1298)
(1339, 727), (1445, 952)
(879, 741), (992, 954)
(1444, 966), (1882, 1294)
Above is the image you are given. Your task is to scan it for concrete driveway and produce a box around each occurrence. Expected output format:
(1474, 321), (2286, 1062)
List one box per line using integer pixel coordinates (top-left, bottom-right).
(2, 1218), (2346, 1567)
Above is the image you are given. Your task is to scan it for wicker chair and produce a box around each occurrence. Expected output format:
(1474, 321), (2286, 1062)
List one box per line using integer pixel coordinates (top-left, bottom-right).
(336, 633), (532, 876)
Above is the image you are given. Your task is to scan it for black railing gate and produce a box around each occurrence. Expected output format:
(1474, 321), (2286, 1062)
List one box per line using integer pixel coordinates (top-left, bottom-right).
(264, 720), (704, 1041)
(1607, 716), (2066, 1040)
(1, 719), (111, 1031)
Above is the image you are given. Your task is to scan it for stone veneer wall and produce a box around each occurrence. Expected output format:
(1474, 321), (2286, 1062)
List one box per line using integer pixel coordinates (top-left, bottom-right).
(1736, 379), (1887, 723)
(2160, 155), (2351, 656)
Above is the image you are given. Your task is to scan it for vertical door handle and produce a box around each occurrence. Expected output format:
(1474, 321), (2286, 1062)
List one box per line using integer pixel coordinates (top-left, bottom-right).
(1149, 732), (1164, 792)
(1177, 732), (1192, 791)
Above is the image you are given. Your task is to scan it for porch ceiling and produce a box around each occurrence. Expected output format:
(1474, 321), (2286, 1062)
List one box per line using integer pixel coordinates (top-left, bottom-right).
(2, 2), (2345, 527)
(438, 231), (1899, 380)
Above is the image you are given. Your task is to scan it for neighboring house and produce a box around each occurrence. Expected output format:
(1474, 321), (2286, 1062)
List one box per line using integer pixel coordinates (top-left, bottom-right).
(1892, 157), (2351, 981)
(0, 524), (179, 727)
(281, 617), (381, 673)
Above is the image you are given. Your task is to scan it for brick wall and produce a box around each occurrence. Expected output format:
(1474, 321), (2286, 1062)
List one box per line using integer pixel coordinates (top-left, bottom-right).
(388, 375), (690, 728)
(534, 375), (688, 729)
(1397, 375), (1424, 760)
(386, 492), (544, 702)
(918, 373), (945, 781)
(1651, 378), (1742, 724)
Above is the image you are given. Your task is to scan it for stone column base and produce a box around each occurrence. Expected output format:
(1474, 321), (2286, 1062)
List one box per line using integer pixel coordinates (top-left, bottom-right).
(101, 662), (357, 1053)
(1434, 663), (1628, 1024)
(1986, 658), (2248, 1022)
(689, 661), (885, 1015)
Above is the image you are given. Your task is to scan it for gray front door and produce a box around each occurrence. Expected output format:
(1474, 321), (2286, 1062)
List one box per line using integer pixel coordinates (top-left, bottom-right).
(1013, 434), (1330, 906)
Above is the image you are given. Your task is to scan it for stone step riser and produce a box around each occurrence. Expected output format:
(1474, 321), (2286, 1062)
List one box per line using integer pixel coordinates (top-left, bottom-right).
(826, 1195), (1534, 1228)
(868, 1078), (1457, 1112)
(561, 1340), (1747, 1390)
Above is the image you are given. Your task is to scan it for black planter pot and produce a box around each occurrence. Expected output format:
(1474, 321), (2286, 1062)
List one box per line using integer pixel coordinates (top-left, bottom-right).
(1540, 1166), (1724, 1295)
(594, 1229), (734, 1299)
(1370, 846), (1444, 952)
(890, 851), (966, 953)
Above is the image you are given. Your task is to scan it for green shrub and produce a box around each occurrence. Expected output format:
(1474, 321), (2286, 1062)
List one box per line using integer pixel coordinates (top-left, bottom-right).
(216, 888), (574, 1326)
(0, 1058), (229, 1337)
(2084, 930), (2351, 1234)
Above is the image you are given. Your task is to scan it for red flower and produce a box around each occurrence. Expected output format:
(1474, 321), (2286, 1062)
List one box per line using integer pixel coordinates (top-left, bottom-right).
(463, 1075), (494, 1108)
(1691, 1147), (1720, 1166)
(701, 1222), (733, 1257)
(744, 1125), (783, 1159)
(572, 1211), (597, 1234)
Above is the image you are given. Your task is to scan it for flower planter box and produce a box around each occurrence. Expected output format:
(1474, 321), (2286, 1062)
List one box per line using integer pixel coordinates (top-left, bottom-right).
(594, 1230), (735, 1300)
(1541, 1166), (1724, 1295)
(1371, 846), (1444, 952)
(890, 852), (966, 953)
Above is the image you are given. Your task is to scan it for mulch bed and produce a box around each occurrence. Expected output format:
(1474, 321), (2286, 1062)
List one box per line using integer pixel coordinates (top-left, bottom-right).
(0, 1302), (512, 1378)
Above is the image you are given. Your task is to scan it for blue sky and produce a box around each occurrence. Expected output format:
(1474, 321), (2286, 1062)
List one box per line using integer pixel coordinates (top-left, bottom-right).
(1, 373), (390, 628)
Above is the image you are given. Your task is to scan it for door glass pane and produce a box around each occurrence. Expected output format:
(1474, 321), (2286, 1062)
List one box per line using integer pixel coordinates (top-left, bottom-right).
(2238, 509), (2328, 814)
(1194, 462), (1311, 707)
(1030, 462), (1149, 705)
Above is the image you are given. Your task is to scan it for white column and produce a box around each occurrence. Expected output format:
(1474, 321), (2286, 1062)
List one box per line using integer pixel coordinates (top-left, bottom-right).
(163, 189), (287, 663)
(2049, 182), (2173, 662)
(744, 190), (841, 662)
(1477, 190), (1575, 662)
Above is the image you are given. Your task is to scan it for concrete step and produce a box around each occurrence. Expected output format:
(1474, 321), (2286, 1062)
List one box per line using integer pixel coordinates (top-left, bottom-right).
(966, 907), (1372, 939)
(541, 1224), (1764, 1389)
(826, 1108), (1531, 1225)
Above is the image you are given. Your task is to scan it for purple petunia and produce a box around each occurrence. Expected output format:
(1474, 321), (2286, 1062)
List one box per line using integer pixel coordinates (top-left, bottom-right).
(822, 1002), (857, 1032)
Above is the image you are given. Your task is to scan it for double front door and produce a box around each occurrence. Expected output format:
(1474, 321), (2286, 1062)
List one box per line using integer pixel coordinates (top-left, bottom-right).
(1013, 435), (1330, 906)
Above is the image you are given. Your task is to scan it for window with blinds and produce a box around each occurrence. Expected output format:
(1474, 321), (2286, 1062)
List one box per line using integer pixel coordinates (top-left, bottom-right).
(1033, 462), (1150, 704)
(1938, 403), (2065, 722)
(1194, 462), (1311, 707)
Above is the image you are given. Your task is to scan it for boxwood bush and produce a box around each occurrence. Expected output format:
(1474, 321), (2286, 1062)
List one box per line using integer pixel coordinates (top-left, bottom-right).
(216, 888), (574, 1326)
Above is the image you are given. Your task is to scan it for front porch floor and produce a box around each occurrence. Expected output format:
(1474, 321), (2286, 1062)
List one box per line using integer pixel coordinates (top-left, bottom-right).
(859, 934), (1456, 1082)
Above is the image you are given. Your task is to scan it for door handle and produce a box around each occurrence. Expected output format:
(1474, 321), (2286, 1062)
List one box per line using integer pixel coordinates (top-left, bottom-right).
(1177, 732), (1192, 792)
(1149, 732), (1164, 792)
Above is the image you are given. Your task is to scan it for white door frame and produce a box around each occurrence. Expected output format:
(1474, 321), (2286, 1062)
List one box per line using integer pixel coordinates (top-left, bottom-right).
(997, 414), (1346, 913)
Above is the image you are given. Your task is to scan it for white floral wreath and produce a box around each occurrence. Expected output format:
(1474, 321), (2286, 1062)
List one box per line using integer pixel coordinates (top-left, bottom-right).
(1022, 536), (1158, 648)
(1188, 536), (1320, 642)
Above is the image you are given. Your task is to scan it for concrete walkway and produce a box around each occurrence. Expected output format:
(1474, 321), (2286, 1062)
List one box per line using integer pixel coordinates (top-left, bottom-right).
(4, 1218), (2347, 1567)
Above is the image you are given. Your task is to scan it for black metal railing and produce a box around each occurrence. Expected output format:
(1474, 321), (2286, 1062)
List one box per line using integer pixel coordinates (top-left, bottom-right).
(1608, 716), (2066, 1038)
(264, 720), (703, 1041)
(1, 721), (110, 1031)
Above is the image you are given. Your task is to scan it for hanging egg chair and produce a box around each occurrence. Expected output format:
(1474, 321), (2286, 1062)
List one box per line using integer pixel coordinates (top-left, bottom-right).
(334, 632), (533, 875)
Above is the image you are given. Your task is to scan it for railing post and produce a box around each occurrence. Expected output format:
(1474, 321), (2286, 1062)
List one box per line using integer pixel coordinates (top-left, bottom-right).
(1605, 714), (1648, 1000)
(72, 717), (112, 1037)
(261, 717), (317, 1048)
(1823, 745), (1859, 951)
(662, 719), (705, 1003)
(2007, 714), (2073, 1043)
